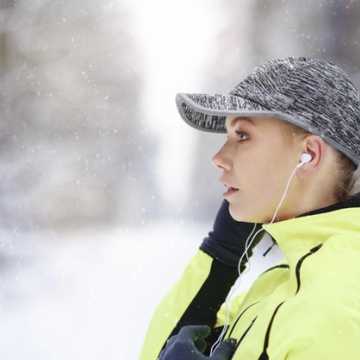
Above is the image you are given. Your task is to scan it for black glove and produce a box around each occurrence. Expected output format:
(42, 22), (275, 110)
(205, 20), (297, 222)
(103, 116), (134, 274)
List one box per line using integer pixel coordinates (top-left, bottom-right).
(200, 199), (264, 269)
(158, 325), (237, 360)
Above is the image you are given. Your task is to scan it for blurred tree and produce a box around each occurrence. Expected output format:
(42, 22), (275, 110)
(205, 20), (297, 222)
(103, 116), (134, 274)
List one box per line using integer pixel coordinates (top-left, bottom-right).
(0, 0), (159, 230)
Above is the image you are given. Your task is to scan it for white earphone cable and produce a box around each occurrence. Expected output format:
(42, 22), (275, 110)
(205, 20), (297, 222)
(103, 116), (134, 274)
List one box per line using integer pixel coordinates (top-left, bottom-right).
(209, 156), (309, 355)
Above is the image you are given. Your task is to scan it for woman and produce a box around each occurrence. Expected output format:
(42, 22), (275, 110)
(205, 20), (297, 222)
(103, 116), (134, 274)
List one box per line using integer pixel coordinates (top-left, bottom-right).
(139, 57), (360, 360)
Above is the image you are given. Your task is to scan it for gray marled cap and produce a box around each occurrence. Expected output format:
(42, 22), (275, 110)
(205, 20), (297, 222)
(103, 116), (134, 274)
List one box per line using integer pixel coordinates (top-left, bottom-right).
(175, 56), (360, 170)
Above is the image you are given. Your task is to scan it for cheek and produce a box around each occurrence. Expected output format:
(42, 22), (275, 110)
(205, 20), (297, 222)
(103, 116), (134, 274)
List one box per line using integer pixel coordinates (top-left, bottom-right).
(233, 152), (274, 189)
(232, 138), (285, 174)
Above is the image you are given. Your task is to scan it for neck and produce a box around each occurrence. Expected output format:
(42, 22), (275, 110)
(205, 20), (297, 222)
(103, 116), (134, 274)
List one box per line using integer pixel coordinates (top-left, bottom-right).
(268, 188), (339, 223)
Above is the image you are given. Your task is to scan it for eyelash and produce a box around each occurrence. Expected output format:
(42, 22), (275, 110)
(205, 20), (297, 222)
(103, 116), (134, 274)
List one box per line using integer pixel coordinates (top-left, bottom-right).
(235, 130), (249, 141)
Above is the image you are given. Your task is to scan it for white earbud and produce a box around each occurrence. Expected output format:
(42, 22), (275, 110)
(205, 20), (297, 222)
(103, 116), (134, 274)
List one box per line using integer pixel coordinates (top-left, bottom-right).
(299, 152), (312, 165)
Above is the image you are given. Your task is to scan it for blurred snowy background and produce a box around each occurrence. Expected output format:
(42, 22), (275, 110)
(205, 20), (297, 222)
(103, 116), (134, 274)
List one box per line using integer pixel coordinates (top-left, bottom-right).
(1, 0), (360, 359)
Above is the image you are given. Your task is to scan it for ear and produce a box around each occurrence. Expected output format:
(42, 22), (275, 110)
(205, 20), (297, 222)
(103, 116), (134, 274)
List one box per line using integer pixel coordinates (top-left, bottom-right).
(301, 135), (327, 170)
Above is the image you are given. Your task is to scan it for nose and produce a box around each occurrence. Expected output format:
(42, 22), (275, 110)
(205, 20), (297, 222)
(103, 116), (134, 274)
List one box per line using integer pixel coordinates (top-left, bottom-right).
(212, 145), (231, 171)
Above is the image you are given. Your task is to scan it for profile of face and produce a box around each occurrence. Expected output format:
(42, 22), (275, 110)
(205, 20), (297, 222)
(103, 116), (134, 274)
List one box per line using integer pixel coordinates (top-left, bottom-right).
(212, 115), (337, 224)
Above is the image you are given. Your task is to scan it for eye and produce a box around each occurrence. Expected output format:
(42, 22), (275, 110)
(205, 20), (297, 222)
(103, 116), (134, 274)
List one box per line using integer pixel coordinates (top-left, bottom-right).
(235, 130), (249, 141)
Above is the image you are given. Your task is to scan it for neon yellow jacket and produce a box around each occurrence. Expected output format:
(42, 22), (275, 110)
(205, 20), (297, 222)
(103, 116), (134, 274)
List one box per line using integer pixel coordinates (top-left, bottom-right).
(139, 193), (360, 359)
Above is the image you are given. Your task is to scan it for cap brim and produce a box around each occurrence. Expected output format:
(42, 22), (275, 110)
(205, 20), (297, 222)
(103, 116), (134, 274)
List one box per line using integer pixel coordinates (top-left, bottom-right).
(175, 93), (277, 133)
(175, 93), (360, 170)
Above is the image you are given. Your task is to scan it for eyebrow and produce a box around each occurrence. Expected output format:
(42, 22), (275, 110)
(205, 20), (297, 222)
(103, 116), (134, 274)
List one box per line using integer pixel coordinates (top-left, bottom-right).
(225, 116), (256, 131)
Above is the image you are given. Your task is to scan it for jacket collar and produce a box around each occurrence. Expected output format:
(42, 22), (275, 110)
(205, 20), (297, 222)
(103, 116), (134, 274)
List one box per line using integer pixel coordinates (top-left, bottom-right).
(261, 191), (360, 266)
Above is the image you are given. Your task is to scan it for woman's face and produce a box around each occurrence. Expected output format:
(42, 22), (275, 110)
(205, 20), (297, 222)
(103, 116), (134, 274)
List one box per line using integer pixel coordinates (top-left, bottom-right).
(212, 115), (305, 224)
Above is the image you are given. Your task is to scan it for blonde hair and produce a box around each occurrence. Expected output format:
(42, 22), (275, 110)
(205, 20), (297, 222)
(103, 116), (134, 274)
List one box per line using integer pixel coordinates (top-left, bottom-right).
(285, 122), (360, 202)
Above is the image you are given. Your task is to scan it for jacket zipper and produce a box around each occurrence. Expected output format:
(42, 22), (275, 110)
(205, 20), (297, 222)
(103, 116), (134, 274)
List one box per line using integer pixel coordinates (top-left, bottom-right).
(233, 316), (258, 353)
(225, 263), (290, 354)
(261, 263), (290, 275)
(227, 301), (259, 338)
(295, 243), (323, 294)
(257, 243), (323, 359)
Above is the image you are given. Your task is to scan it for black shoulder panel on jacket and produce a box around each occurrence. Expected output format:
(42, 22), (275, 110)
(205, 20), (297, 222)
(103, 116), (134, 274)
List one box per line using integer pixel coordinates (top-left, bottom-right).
(159, 254), (239, 354)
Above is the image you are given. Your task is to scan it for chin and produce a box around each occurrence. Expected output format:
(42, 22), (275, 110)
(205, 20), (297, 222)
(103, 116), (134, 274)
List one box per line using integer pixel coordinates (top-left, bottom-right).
(228, 202), (264, 223)
(228, 203), (248, 222)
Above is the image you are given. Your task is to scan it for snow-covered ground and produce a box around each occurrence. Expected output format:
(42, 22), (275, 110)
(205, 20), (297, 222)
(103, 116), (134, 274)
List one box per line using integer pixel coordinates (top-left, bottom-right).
(0, 221), (284, 359)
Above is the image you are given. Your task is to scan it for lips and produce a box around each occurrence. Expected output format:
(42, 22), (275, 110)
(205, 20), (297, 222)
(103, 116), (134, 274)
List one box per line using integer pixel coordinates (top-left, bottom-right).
(219, 177), (239, 197)
(220, 178), (239, 190)
(223, 187), (239, 197)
